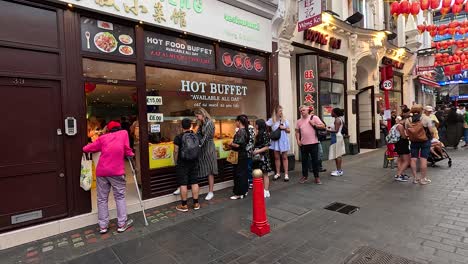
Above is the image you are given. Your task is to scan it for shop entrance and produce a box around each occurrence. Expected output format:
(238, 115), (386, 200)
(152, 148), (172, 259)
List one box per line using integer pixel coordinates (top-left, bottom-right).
(357, 86), (376, 149)
(84, 82), (140, 212)
(0, 77), (67, 231)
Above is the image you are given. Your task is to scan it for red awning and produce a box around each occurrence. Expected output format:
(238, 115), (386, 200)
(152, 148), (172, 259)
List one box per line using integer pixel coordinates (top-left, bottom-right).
(418, 76), (441, 88)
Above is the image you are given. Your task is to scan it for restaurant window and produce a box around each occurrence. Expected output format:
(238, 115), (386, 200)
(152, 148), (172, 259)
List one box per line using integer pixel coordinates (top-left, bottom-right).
(83, 58), (136, 81)
(319, 81), (345, 125)
(318, 57), (345, 80)
(145, 67), (267, 169)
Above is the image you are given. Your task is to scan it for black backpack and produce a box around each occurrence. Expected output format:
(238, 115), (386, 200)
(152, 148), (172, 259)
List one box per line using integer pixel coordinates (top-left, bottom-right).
(180, 132), (201, 161)
(339, 117), (348, 136)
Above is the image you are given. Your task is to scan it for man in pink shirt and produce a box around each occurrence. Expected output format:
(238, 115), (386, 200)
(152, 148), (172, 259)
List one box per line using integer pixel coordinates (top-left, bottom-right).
(83, 121), (134, 234)
(295, 105), (325, 184)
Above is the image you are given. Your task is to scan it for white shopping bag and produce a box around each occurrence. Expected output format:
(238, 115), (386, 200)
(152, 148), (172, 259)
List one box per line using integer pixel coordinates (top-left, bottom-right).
(80, 154), (92, 191)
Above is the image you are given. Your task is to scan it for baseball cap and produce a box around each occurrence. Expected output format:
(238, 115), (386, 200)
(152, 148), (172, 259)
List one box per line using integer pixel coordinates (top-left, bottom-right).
(107, 121), (121, 131)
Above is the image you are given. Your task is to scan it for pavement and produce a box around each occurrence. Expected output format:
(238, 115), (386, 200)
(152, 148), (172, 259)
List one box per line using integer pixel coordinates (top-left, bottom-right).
(2, 147), (468, 264)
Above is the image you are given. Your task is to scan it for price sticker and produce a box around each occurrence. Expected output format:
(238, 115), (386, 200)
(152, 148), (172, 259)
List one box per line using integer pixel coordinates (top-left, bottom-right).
(146, 96), (163, 105)
(147, 113), (164, 122)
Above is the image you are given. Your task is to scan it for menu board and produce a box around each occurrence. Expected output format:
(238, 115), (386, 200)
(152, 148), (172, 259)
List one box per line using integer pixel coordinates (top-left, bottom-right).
(217, 47), (267, 78)
(149, 143), (175, 169)
(80, 17), (136, 57)
(144, 31), (215, 70)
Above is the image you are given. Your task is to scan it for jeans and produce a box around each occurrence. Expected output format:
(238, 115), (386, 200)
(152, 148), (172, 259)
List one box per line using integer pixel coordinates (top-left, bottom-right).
(301, 143), (319, 178)
(464, 128), (468, 143)
(97, 176), (127, 229)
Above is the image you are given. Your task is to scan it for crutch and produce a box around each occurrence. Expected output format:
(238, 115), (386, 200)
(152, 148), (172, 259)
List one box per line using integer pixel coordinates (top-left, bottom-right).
(127, 157), (148, 226)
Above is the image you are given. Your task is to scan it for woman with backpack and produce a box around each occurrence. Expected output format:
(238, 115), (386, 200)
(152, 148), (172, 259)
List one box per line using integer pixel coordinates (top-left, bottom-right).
(228, 115), (250, 200)
(404, 105), (434, 185)
(394, 109), (411, 182)
(252, 119), (273, 198)
(327, 108), (346, 177)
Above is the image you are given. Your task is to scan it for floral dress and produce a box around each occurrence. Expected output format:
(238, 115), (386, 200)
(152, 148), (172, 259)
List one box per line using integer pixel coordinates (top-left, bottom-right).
(253, 131), (273, 173)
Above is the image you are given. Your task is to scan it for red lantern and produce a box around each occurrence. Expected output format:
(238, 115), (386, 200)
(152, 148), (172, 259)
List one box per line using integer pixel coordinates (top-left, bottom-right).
(400, 0), (410, 15)
(390, 1), (400, 19)
(417, 24), (427, 33)
(411, 1), (421, 16)
(448, 27), (457, 35)
(430, 30), (438, 37)
(430, 0), (440, 9)
(84, 82), (96, 94)
(453, 4), (463, 16)
(458, 27), (466, 35)
(461, 53), (466, 61)
(438, 24), (447, 31)
(442, 0), (451, 8)
(440, 7), (450, 18)
(455, 0), (464, 4)
(435, 53), (443, 61)
(421, 0), (430, 10)
(449, 21), (460, 28)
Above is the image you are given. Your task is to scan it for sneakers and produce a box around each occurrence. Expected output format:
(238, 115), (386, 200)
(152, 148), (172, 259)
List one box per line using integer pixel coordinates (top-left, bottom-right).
(273, 174), (281, 181)
(176, 204), (189, 212)
(284, 174), (289, 182)
(395, 175), (409, 182)
(299, 176), (308, 184)
(117, 219), (133, 233)
(331, 170), (343, 177)
(249, 183), (253, 189)
(193, 203), (200, 210)
(205, 192), (214, 201)
(99, 227), (108, 234)
(314, 178), (322, 185)
(230, 195), (244, 200)
(173, 188), (180, 195)
(264, 190), (270, 198)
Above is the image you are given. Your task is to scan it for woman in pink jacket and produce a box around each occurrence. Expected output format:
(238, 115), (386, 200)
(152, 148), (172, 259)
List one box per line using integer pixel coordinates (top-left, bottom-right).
(83, 121), (134, 234)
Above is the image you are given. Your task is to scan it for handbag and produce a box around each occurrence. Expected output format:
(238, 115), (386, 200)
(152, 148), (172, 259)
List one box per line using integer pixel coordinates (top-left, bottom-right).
(270, 123), (282, 141)
(311, 115), (327, 141)
(80, 154), (92, 191)
(226, 150), (238, 164)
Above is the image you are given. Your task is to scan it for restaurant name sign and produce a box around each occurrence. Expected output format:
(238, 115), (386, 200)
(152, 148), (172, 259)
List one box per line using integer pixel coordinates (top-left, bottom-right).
(58, 0), (272, 52)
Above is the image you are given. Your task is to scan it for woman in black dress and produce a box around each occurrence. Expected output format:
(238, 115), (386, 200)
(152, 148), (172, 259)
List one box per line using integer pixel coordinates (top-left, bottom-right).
(252, 119), (273, 198)
(229, 115), (250, 200)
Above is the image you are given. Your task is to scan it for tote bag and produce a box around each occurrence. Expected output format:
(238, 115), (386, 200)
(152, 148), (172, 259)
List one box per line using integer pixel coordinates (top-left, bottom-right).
(80, 154), (92, 191)
(226, 150), (238, 164)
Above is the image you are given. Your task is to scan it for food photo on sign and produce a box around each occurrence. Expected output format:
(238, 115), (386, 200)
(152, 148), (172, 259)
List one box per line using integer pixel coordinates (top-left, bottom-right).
(80, 17), (136, 57)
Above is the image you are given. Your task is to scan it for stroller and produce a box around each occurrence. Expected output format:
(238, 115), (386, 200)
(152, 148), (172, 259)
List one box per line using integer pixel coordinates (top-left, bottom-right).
(427, 144), (452, 168)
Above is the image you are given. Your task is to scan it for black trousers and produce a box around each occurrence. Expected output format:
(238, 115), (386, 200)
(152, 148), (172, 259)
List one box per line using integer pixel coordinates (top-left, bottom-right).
(233, 158), (249, 196)
(301, 144), (319, 178)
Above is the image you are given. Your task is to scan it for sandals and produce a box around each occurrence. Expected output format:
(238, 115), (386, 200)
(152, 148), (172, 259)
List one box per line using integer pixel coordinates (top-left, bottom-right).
(420, 178), (431, 185)
(413, 179), (420, 184)
(273, 174), (281, 181)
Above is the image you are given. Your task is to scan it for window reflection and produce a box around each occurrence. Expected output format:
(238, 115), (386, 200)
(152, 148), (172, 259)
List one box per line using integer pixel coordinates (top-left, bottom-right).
(83, 58), (136, 81)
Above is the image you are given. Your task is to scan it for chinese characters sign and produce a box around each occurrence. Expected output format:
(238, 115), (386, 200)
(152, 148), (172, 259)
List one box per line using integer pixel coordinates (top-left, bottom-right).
(217, 47), (267, 78)
(298, 0), (322, 32)
(58, 0), (272, 52)
(302, 70), (317, 111)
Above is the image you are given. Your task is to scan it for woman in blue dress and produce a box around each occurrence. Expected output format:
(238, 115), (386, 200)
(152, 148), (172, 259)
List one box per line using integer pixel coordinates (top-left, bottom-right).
(266, 105), (291, 181)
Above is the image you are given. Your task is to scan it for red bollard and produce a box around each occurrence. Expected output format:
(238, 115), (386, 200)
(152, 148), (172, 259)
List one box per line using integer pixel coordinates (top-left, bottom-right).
(250, 169), (270, 236)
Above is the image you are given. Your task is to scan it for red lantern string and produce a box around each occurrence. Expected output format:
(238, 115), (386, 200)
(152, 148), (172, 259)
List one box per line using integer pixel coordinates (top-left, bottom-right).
(390, 1), (400, 19)
(400, 0), (410, 16)
(441, 0), (451, 8)
(420, 0), (430, 11)
(411, 1), (420, 16)
(430, 0), (441, 10)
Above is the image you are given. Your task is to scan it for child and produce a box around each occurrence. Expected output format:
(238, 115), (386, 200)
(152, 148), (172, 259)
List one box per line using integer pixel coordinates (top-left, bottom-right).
(430, 138), (447, 159)
(173, 118), (200, 212)
(83, 121), (134, 234)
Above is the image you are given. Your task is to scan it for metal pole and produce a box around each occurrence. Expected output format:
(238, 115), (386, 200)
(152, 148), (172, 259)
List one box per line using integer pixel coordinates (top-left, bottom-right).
(127, 157), (148, 226)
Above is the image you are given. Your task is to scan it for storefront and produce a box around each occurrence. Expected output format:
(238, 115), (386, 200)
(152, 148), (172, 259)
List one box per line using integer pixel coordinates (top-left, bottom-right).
(0, 0), (274, 241)
(289, 20), (351, 159)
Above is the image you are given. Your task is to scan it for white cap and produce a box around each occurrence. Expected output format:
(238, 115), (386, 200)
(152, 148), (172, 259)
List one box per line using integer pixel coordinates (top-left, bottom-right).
(424, 106), (433, 112)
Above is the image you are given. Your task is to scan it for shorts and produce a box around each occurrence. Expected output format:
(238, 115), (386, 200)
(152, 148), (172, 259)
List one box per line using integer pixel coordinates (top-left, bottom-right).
(395, 138), (410, 155)
(410, 140), (431, 159)
(176, 161), (199, 186)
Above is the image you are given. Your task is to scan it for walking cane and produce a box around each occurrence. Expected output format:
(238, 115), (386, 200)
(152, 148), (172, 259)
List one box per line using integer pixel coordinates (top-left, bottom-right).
(127, 157), (149, 226)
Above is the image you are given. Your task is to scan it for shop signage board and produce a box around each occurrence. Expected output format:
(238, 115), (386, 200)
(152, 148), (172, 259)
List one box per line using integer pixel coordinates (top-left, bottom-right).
(144, 32), (215, 69)
(217, 47), (267, 78)
(303, 30), (342, 49)
(80, 17), (135, 57)
(417, 66), (435, 73)
(146, 96), (163, 105)
(59, 0), (272, 52)
(297, 0), (322, 32)
(382, 56), (405, 70)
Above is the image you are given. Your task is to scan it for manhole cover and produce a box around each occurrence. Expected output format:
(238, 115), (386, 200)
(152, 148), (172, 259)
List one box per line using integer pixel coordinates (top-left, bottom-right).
(345, 246), (422, 264)
(324, 202), (359, 215)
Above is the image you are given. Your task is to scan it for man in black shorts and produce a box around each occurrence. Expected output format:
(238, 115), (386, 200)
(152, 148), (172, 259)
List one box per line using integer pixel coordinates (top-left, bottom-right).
(174, 118), (200, 212)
